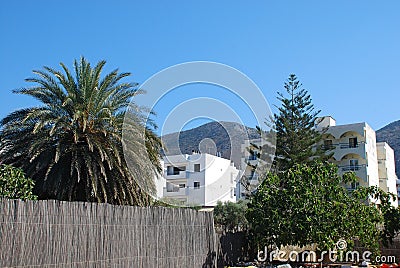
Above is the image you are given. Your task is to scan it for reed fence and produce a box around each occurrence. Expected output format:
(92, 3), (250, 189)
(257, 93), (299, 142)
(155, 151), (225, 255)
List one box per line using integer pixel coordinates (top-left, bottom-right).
(0, 199), (216, 267)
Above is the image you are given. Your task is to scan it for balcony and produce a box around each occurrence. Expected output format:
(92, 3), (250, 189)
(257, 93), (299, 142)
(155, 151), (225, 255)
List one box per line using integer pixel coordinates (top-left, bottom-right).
(247, 155), (257, 161)
(243, 174), (259, 185)
(243, 156), (258, 167)
(321, 144), (336, 150)
(340, 164), (364, 171)
(327, 141), (366, 161)
(345, 187), (358, 192)
(339, 142), (361, 149)
(321, 142), (365, 151)
(338, 164), (368, 182)
(163, 186), (188, 197)
(165, 170), (188, 179)
(247, 174), (259, 181)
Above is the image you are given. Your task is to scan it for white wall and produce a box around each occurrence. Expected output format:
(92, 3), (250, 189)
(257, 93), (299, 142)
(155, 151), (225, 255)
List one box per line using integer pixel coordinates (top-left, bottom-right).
(203, 154), (238, 206)
(377, 142), (398, 207)
(316, 116), (336, 130)
(364, 123), (380, 188)
(160, 153), (238, 206)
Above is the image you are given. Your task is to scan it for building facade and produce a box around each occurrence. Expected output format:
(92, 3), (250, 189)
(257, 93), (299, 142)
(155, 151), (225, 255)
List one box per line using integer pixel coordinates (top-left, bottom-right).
(158, 152), (240, 206)
(316, 116), (398, 207)
(239, 139), (263, 199)
(238, 116), (399, 207)
(377, 142), (398, 207)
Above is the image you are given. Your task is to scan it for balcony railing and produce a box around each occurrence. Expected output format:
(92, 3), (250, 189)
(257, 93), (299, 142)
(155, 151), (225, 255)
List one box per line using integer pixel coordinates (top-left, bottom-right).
(167, 186), (179, 192)
(320, 141), (365, 150)
(340, 164), (365, 171)
(346, 187), (358, 192)
(244, 174), (259, 181)
(163, 187), (188, 196)
(339, 142), (361, 149)
(165, 170), (187, 178)
(246, 156), (257, 161)
(321, 144), (336, 150)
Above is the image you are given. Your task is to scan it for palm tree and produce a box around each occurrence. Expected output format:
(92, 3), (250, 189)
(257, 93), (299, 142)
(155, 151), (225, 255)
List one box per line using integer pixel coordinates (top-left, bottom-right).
(0, 57), (162, 206)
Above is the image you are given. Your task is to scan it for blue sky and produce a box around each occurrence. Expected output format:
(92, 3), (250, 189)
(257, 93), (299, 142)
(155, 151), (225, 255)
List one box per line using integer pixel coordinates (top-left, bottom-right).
(0, 1), (399, 134)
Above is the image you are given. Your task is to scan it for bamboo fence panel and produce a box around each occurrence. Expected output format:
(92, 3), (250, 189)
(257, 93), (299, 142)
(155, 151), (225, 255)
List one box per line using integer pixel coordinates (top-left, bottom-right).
(0, 199), (216, 268)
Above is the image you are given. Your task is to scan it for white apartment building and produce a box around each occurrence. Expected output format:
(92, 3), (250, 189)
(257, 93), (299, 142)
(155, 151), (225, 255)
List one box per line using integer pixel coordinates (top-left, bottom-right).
(377, 142), (398, 207)
(238, 116), (398, 207)
(239, 139), (264, 199)
(316, 116), (398, 207)
(158, 152), (240, 207)
(316, 116), (379, 189)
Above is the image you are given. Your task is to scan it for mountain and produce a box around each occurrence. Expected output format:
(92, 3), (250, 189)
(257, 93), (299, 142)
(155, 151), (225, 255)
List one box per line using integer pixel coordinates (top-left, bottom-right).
(161, 121), (260, 169)
(376, 120), (400, 180)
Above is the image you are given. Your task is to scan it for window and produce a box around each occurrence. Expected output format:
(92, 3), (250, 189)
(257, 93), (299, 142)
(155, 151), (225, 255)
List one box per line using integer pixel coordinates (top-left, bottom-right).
(349, 159), (359, 171)
(351, 181), (359, 190)
(349, 159), (358, 166)
(323, 140), (333, 150)
(178, 184), (186, 188)
(249, 151), (257, 161)
(167, 166), (174, 175)
(194, 181), (200, 189)
(194, 164), (200, 172)
(167, 166), (186, 175)
(349, 137), (358, 148)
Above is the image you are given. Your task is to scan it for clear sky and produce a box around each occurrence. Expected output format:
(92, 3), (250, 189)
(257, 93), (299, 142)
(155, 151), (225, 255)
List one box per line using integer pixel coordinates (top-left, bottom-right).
(1, 1), (399, 134)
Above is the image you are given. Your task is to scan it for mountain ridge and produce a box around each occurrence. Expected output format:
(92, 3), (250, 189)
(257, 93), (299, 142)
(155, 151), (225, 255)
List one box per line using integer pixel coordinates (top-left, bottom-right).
(161, 121), (260, 169)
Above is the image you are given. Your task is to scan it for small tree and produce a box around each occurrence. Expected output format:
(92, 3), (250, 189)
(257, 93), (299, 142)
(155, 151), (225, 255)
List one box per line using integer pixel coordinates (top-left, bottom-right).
(272, 74), (327, 172)
(366, 186), (400, 246)
(214, 200), (249, 233)
(246, 161), (383, 253)
(0, 164), (37, 200)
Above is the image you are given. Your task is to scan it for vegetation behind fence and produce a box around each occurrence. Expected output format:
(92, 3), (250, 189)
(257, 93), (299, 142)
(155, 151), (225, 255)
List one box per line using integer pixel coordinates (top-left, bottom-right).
(0, 199), (216, 267)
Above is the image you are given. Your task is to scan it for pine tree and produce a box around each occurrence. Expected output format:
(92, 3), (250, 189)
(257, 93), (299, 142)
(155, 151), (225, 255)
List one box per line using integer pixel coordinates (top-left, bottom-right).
(273, 74), (326, 171)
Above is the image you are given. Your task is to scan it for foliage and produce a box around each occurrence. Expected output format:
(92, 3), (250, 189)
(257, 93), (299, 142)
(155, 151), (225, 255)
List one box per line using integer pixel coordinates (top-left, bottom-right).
(246, 161), (384, 252)
(271, 74), (328, 172)
(366, 186), (400, 246)
(214, 200), (249, 232)
(0, 164), (37, 200)
(0, 57), (161, 206)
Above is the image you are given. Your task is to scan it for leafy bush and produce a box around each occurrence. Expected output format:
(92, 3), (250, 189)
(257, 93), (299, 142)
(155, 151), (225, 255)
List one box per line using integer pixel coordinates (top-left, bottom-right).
(246, 160), (399, 253)
(214, 200), (249, 232)
(0, 164), (37, 200)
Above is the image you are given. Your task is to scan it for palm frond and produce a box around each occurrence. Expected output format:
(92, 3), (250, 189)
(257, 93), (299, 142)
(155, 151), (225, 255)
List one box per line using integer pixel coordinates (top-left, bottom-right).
(0, 57), (162, 206)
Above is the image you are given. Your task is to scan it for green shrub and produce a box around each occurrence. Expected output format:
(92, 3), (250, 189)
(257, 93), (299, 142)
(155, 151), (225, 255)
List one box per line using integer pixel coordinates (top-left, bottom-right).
(0, 164), (37, 200)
